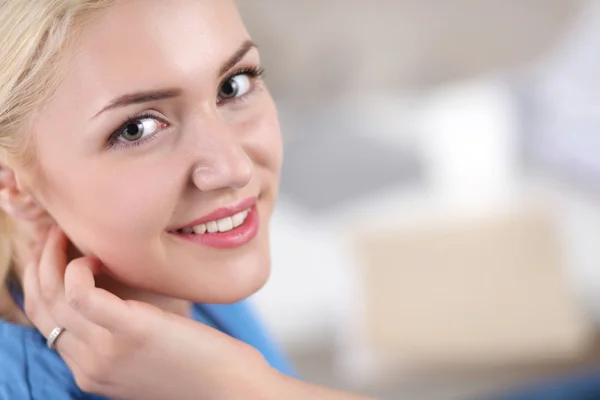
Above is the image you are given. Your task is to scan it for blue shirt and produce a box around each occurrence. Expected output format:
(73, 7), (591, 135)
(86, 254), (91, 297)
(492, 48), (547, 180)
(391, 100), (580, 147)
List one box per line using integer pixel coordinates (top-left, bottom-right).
(487, 369), (600, 400)
(0, 281), (295, 399)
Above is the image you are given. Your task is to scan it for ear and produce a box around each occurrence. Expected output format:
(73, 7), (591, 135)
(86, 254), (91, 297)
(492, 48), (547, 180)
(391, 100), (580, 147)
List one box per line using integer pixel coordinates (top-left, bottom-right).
(0, 165), (47, 221)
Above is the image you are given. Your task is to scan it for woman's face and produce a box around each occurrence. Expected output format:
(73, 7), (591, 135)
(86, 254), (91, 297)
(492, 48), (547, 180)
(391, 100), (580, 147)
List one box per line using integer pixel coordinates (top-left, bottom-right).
(20, 0), (282, 303)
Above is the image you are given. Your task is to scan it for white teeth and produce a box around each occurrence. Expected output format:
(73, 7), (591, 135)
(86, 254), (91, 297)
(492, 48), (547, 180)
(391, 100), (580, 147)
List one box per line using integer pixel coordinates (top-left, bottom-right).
(217, 217), (234, 232)
(193, 224), (207, 234)
(206, 221), (218, 233)
(179, 208), (252, 235)
(232, 211), (244, 228)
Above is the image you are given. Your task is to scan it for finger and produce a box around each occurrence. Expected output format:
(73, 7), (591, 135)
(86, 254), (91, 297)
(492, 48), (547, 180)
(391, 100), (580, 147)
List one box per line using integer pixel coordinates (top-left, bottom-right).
(36, 225), (98, 337)
(53, 331), (91, 367)
(24, 261), (86, 350)
(22, 259), (54, 333)
(22, 260), (79, 356)
(25, 226), (96, 341)
(38, 225), (68, 305)
(64, 257), (131, 331)
(23, 261), (59, 338)
(31, 224), (53, 263)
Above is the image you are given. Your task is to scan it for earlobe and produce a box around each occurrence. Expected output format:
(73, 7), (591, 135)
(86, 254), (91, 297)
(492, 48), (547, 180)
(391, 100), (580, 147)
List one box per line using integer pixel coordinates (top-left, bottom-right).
(0, 165), (46, 221)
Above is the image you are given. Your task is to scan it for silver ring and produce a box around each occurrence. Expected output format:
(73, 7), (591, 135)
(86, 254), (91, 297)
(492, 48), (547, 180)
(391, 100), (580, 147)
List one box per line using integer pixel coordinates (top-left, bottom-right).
(47, 326), (66, 349)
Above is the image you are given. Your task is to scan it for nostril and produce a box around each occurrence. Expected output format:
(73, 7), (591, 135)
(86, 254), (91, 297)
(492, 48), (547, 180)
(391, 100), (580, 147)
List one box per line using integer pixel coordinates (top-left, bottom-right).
(190, 149), (254, 191)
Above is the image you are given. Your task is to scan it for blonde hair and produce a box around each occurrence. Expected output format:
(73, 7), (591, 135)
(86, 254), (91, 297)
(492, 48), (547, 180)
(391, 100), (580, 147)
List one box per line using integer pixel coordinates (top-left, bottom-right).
(0, 0), (117, 322)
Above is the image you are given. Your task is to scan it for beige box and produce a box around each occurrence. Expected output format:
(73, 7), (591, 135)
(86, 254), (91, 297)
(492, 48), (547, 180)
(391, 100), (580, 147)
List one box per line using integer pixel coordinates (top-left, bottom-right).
(354, 206), (594, 368)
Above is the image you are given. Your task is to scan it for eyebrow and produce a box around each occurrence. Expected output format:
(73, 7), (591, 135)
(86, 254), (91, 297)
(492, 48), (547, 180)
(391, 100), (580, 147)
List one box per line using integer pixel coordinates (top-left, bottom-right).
(93, 39), (258, 118)
(219, 39), (257, 77)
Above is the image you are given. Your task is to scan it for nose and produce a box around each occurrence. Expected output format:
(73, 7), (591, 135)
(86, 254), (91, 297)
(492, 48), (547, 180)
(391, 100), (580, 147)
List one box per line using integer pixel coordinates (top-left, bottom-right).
(189, 118), (254, 192)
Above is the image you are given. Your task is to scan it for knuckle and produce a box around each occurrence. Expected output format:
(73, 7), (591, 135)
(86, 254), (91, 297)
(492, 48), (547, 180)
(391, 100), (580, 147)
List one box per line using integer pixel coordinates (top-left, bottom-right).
(66, 293), (85, 312)
(39, 281), (57, 303)
(65, 287), (87, 312)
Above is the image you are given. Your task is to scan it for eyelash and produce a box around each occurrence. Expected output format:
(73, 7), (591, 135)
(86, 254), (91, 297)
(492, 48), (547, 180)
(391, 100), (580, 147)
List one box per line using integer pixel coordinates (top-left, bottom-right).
(107, 112), (166, 150)
(107, 65), (266, 150)
(217, 65), (265, 105)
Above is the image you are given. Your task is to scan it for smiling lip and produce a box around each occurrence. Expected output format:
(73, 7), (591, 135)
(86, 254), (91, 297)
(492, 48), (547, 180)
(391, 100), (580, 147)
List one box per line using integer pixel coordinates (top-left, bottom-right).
(173, 197), (257, 230)
(169, 197), (259, 249)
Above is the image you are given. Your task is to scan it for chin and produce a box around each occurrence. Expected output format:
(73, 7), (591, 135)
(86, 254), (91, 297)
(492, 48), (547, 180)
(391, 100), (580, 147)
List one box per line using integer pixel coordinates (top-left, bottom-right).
(170, 247), (272, 304)
(209, 266), (271, 303)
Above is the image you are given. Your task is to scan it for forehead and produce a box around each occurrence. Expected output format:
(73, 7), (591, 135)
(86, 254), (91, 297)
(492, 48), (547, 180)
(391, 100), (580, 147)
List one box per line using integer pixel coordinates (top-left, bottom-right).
(53, 0), (248, 116)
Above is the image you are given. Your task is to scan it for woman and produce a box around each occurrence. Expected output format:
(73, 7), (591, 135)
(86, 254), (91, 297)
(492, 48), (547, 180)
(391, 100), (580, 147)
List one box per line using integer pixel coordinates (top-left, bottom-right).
(0, 1), (373, 399)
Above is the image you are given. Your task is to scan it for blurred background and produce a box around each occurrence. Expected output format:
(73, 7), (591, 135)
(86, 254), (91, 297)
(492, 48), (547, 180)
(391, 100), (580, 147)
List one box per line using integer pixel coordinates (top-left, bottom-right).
(238, 1), (600, 399)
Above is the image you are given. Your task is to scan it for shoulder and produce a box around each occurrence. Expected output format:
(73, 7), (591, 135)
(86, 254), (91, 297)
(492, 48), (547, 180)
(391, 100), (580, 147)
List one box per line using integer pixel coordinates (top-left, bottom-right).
(0, 320), (87, 400)
(196, 300), (297, 377)
(0, 384), (25, 400)
(0, 320), (32, 398)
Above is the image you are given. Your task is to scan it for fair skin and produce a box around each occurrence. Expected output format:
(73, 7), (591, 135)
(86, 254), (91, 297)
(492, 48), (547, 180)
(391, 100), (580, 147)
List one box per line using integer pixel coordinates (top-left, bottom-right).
(16, 0), (280, 310)
(1, 0), (374, 399)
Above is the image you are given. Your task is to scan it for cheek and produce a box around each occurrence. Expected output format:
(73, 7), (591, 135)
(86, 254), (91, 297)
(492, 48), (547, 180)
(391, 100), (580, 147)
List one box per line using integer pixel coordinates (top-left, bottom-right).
(35, 149), (181, 267)
(243, 98), (283, 175)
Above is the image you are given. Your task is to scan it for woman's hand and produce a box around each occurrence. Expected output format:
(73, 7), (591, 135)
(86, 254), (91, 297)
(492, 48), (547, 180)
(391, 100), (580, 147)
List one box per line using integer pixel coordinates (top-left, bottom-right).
(22, 225), (275, 400)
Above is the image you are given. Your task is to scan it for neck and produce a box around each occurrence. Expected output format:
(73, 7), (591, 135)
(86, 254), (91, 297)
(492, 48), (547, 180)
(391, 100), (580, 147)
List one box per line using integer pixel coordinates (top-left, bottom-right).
(94, 274), (192, 317)
(11, 218), (191, 321)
